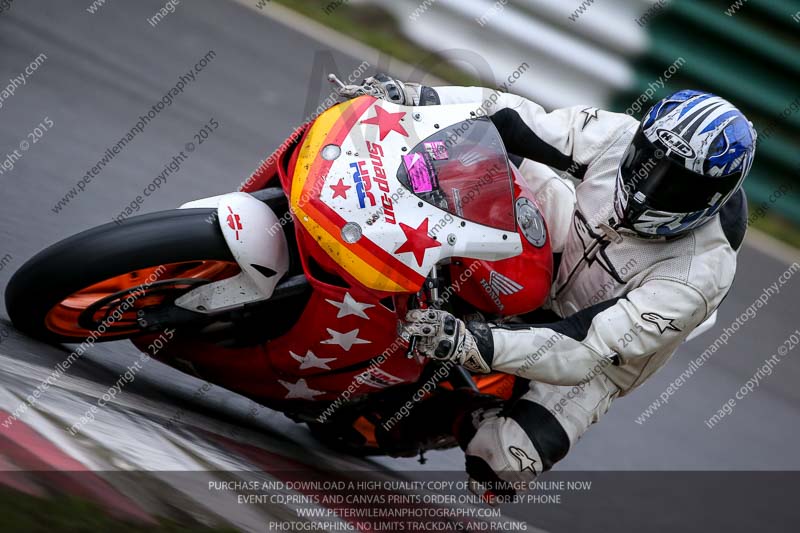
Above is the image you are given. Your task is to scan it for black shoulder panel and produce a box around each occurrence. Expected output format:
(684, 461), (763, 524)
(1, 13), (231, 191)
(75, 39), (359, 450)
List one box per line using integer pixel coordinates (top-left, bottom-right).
(490, 109), (588, 179)
(718, 188), (747, 251)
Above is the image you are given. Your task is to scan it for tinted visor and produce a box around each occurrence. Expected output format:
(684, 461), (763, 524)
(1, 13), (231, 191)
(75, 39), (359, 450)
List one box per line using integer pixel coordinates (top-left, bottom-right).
(619, 129), (743, 213)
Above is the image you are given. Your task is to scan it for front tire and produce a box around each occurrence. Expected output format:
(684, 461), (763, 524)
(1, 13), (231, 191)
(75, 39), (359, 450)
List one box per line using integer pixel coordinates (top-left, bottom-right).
(5, 209), (239, 343)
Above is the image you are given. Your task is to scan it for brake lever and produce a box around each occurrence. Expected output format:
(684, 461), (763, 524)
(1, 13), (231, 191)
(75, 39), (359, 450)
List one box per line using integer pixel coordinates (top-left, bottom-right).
(404, 266), (441, 359)
(405, 335), (419, 359)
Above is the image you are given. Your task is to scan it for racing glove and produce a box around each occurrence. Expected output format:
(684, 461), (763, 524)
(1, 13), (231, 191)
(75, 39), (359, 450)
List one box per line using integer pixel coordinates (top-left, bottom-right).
(336, 73), (424, 105)
(404, 309), (494, 374)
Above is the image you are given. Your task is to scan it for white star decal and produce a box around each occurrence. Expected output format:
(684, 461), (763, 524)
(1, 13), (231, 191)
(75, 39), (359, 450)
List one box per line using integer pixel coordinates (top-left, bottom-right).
(290, 349), (336, 370)
(321, 328), (370, 351)
(278, 378), (324, 400)
(325, 292), (374, 319)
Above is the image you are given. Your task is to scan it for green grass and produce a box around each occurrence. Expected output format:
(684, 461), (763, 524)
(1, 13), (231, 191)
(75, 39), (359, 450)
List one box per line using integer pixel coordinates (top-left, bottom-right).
(271, 0), (484, 87)
(751, 212), (800, 249)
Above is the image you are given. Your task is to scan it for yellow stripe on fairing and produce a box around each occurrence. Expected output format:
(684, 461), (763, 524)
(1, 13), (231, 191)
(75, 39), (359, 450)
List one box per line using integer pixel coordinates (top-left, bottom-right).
(291, 100), (411, 293)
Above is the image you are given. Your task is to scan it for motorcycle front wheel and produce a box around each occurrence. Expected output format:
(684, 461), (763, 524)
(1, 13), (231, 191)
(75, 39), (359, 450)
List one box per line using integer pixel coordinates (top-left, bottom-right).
(5, 209), (240, 343)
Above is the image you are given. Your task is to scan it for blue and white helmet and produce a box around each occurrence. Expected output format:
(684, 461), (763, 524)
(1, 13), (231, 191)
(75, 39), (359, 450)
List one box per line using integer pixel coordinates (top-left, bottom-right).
(615, 90), (757, 237)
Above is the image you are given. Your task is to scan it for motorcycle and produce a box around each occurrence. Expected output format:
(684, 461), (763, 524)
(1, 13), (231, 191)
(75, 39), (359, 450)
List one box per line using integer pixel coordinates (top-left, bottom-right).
(5, 90), (554, 458)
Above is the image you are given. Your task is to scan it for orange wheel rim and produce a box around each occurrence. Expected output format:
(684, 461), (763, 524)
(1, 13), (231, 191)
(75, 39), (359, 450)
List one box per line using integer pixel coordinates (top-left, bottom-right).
(45, 260), (240, 338)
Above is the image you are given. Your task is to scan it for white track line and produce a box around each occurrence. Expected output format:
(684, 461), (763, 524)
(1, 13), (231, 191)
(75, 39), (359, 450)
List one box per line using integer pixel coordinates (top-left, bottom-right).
(743, 228), (800, 265)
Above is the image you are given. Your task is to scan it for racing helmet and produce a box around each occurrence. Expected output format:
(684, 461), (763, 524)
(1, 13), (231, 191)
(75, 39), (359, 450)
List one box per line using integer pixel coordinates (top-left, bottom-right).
(615, 90), (757, 237)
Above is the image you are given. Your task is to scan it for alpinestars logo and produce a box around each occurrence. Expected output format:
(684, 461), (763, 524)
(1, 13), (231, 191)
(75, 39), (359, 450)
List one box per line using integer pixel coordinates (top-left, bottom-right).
(641, 312), (681, 334)
(580, 107), (600, 130)
(509, 446), (537, 474)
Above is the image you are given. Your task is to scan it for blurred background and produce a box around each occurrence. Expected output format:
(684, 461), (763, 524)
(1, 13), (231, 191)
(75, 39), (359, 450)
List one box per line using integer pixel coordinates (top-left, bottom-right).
(279, 0), (800, 246)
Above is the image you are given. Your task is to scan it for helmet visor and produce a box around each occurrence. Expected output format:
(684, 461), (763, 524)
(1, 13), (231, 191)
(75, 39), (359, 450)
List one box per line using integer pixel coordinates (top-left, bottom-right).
(619, 129), (743, 213)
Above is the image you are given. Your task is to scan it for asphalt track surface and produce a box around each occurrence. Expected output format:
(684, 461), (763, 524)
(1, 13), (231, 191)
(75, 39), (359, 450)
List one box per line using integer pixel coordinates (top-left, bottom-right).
(0, 1), (799, 532)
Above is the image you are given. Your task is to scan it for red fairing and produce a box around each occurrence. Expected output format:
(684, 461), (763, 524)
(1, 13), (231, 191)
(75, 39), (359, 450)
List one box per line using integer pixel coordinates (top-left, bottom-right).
(266, 282), (423, 401)
(134, 105), (551, 404)
(134, 281), (422, 402)
(135, 121), (423, 403)
(449, 165), (553, 317)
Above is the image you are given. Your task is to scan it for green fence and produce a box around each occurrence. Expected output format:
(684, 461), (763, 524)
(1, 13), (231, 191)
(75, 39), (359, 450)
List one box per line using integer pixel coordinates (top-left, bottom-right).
(612, 0), (800, 225)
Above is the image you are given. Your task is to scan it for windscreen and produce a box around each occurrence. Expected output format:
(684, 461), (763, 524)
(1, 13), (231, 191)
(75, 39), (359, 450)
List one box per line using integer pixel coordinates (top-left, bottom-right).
(396, 117), (516, 231)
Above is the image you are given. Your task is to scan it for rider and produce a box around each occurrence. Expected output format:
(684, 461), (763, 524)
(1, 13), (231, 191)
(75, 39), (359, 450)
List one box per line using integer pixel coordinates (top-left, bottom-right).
(338, 76), (756, 491)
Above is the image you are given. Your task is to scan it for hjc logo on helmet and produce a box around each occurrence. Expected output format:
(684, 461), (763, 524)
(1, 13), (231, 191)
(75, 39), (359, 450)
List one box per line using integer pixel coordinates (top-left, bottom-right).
(655, 129), (696, 159)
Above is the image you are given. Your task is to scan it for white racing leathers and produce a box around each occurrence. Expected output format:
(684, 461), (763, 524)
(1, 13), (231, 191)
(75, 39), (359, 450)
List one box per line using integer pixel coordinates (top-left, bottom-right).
(429, 86), (744, 485)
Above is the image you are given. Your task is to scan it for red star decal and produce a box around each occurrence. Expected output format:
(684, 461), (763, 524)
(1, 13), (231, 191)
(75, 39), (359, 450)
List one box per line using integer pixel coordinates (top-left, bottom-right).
(394, 218), (442, 267)
(330, 178), (351, 200)
(360, 107), (408, 141)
